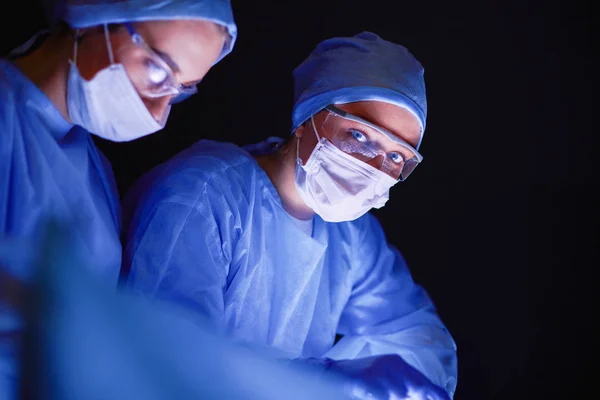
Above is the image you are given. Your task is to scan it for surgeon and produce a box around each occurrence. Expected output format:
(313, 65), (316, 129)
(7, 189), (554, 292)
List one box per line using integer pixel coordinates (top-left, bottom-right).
(123, 32), (457, 399)
(0, 0), (236, 281)
(0, 0), (236, 397)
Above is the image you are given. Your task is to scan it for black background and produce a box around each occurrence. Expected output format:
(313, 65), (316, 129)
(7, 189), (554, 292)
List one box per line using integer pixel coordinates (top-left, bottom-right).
(1, 1), (596, 399)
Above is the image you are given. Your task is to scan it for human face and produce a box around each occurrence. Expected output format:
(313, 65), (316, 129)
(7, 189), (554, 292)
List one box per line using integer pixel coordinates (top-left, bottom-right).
(73, 19), (226, 122)
(295, 101), (423, 180)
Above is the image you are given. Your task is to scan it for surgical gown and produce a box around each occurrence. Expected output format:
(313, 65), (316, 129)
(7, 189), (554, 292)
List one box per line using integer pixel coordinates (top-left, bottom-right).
(123, 140), (457, 396)
(0, 59), (121, 279)
(0, 59), (122, 397)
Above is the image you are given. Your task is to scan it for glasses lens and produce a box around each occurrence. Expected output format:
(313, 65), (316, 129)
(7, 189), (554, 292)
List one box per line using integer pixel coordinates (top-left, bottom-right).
(117, 43), (179, 99)
(399, 158), (419, 181)
(168, 83), (199, 104)
(169, 92), (194, 105)
(322, 112), (420, 180)
(179, 84), (199, 95)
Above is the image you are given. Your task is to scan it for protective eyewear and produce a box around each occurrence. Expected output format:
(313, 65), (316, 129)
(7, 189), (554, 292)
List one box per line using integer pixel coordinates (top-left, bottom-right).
(117, 23), (199, 104)
(320, 105), (423, 181)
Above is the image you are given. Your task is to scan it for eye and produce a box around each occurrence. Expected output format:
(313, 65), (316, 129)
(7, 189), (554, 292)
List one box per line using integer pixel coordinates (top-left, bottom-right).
(350, 129), (367, 143)
(146, 59), (168, 85)
(389, 151), (405, 164)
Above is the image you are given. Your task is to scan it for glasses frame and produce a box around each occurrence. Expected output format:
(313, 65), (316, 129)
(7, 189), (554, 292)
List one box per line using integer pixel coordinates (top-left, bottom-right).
(123, 22), (198, 103)
(322, 105), (423, 181)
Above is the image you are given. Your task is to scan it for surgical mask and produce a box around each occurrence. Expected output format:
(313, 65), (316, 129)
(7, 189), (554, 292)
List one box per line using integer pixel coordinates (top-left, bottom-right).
(294, 115), (398, 222)
(67, 25), (169, 142)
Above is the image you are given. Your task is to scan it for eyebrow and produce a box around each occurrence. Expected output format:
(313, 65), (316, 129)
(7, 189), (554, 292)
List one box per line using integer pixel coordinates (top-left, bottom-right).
(151, 47), (181, 74)
(351, 111), (418, 148)
(358, 124), (415, 157)
(150, 47), (204, 87)
(338, 110), (419, 152)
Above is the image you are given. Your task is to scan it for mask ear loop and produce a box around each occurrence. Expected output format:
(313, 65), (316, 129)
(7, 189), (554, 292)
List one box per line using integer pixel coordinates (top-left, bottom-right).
(296, 115), (321, 165)
(296, 134), (302, 165)
(72, 29), (81, 65)
(297, 113), (323, 165)
(310, 114), (322, 141)
(103, 23), (115, 65)
(71, 25), (114, 66)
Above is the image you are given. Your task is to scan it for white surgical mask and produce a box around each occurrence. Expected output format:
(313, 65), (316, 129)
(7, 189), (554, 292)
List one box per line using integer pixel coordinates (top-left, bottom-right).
(294, 115), (398, 222)
(67, 25), (169, 142)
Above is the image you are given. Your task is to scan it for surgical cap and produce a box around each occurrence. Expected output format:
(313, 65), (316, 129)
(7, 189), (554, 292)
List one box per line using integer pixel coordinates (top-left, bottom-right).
(292, 32), (427, 148)
(46, 0), (237, 61)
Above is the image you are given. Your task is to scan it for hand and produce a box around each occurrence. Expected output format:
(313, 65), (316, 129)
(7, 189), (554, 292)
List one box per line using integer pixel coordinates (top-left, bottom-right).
(328, 354), (451, 400)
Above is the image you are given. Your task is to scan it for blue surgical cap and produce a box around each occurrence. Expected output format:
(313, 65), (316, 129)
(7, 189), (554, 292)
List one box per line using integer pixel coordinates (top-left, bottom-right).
(46, 0), (237, 62)
(292, 32), (427, 148)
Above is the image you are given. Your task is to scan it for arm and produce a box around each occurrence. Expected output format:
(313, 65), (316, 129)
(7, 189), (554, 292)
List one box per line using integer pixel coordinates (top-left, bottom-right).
(326, 214), (457, 397)
(124, 193), (230, 327)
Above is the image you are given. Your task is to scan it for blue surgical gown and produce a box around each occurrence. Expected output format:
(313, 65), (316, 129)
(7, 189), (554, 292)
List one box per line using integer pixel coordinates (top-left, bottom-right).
(0, 59), (122, 397)
(123, 140), (457, 396)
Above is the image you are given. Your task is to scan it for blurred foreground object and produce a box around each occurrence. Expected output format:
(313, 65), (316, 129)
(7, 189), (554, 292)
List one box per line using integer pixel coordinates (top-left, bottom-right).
(0, 220), (352, 400)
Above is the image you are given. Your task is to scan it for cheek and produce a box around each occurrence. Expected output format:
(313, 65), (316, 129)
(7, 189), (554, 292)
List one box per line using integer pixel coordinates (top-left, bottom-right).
(76, 45), (111, 81)
(76, 33), (129, 81)
(299, 129), (320, 164)
(142, 96), (171, 122)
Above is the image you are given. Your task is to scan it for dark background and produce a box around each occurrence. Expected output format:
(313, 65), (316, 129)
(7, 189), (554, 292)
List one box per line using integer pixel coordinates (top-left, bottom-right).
(1, 1), (596, 399)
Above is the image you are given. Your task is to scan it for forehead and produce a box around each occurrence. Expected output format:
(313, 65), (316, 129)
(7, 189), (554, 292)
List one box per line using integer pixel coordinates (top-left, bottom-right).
(333, 101), (422, 148)
(132, 20), (226, 82)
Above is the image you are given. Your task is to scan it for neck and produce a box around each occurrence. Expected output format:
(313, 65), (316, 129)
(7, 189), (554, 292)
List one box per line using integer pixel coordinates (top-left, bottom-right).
(255, 138), (315, 220)
(14, 28), (74, 123)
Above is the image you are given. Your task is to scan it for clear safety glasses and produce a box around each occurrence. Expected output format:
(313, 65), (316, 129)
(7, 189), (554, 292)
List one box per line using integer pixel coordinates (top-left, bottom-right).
(320, 105), (423, 181)
(116, 23), (199, 104)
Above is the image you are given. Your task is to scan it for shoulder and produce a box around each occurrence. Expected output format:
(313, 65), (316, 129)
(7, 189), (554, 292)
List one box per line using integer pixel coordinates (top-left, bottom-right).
(0, 61), (18, 122)
(0, 61), (19, 153)
(157, 140), (257, 200)
(173, 140), (257, 180)
(0, 59), (26, 109)
(123, 140), (259, 219)
(0, 59), (16, 90)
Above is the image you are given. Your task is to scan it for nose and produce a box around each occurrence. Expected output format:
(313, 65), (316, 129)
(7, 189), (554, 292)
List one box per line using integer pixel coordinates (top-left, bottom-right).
(366, 153), (386, 171)
(364, 154), (400, 179)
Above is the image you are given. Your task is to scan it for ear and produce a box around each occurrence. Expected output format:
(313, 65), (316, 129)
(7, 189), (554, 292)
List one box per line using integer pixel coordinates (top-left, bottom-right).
(294, 123), (306, 139)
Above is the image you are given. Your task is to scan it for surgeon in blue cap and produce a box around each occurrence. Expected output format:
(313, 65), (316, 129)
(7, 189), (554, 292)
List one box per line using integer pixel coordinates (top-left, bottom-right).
(0, 0), (236, 283)
(0, 0), (236, 397)
(122, 32), (457, 399)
